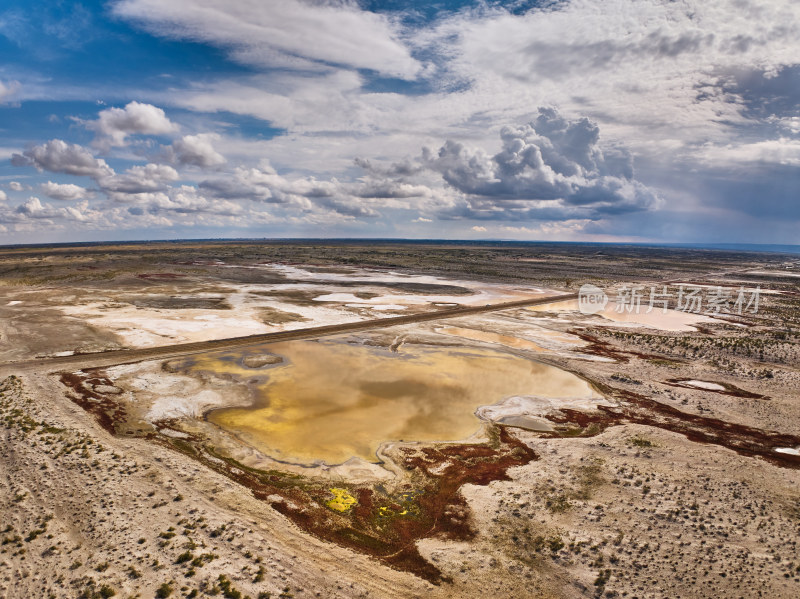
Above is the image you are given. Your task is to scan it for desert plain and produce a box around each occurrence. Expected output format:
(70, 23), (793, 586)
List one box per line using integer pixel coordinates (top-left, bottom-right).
(0, 240), (798, 599)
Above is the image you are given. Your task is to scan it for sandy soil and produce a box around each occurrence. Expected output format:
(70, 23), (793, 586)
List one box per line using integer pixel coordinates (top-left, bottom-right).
(16, 264), (550, 350)
(1, 244), (799, 599)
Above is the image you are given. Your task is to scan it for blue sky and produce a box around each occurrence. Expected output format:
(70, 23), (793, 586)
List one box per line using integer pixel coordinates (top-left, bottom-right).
(1, 0), (799, 244)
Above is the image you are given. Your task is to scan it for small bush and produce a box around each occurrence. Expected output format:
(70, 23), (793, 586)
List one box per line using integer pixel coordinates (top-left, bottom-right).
(629, 436), (655, 448)
(98, 585), (115, 598)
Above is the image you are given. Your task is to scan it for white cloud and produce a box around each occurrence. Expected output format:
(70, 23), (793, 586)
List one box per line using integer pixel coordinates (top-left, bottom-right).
(172, 70), (372, 133)
(121, 186), (245, 217)
(471, 225), (486, 232)
(189, 109), (660, 224)
(0, 79), (21, 104)
(113, 0), (422, 79)
(7, 1), (800, 241)
(0, 197), (105, 227)
(497, 220), (603, 241)
(40, 181), (92, 201)
(164, 133), (226, 167)
(698, 138), (800, 167)
(99, 163), (180, 194)
(11, 140), (114, 179)
(158, 0), (800, 172)
(8, 181), (25, 191)
(433, 0), (800, 149)
(410, 109), (659, 221)
(776, 117), (800, 134)
(200, 164), (381, 218)
(82, 101), (179, 149)
(0, 190), (7, 201)
(349, 179), (432, 200)
(0, 188), (257, 235)
(199, 165), (277, 202)
(15, 197), (48, 217)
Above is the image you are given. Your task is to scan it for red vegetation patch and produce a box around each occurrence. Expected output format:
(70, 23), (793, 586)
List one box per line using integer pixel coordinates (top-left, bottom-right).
(59, 371), (126, 433)
(664, 378), (767, 399)
(544, 384), (800, 469)
(252, 429), (537, 583)
(569, 330), (630, 362)
(59, 370), (539, 584)
(570, 329), (691, 362)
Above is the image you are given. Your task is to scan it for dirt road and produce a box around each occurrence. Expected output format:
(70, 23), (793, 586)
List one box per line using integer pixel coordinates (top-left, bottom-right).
(0, 292), (577, 374)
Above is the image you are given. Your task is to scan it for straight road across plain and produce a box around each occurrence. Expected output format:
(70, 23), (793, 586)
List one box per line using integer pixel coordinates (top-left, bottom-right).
(1, 292), (578, 374)
(3, 262), (766, 375)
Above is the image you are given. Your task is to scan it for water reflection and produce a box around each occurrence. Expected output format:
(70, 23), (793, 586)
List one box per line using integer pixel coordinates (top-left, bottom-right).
(187, 339), (597, 464)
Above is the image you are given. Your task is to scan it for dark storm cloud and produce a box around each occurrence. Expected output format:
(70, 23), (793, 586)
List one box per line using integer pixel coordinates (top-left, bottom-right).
(406, 108), (659, 220)
(716, 64), (800, 121)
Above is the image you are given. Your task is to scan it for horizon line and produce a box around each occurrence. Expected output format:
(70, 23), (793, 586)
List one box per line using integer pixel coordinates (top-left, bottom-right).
(1, 237), (800, 255)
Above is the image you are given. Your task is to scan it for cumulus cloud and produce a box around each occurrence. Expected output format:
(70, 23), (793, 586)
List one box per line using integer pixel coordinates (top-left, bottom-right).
(390, 109), (660, 221)
(15, 197), (49, 217)
(499, 220), (599, 241)
(199, 166), (277, 202)
(775, 117), (800, 134)
(163, 134), (226, 167)
(0, 185), (254, 236)
(82, 101), (179, 149)
(8, 181), (25, 191)
(354, 157), (425, 178)
(11, 139), (114, 179)
(349, 179), (432, 200)
(121, 186), (244, 217)
(99, 163), (180, 195)
(4, 1), (800, 242)
(196, 110), (659, 223)
(113, 0), (421, 79)
(40, 181), (92, 201)
(0, 197), (104, 227)
(0, 190), (6, 201)
(200, 164), (380, 218)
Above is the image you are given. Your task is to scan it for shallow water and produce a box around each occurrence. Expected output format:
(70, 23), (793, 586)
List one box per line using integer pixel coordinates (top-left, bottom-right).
(528, 299), (714, 332)
(437, 326), (546, 352)
(191, 339), (598, 465)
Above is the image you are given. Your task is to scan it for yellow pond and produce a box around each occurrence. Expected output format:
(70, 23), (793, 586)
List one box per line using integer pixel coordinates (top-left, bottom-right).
(193, 340), (598, 465)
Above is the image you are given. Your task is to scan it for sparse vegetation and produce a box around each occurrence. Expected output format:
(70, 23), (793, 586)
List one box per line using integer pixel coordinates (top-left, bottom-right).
(1, 244), (799, 598)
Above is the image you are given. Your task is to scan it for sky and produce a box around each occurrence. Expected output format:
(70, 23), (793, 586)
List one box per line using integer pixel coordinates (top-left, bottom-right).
(1, 0), (799, 245)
